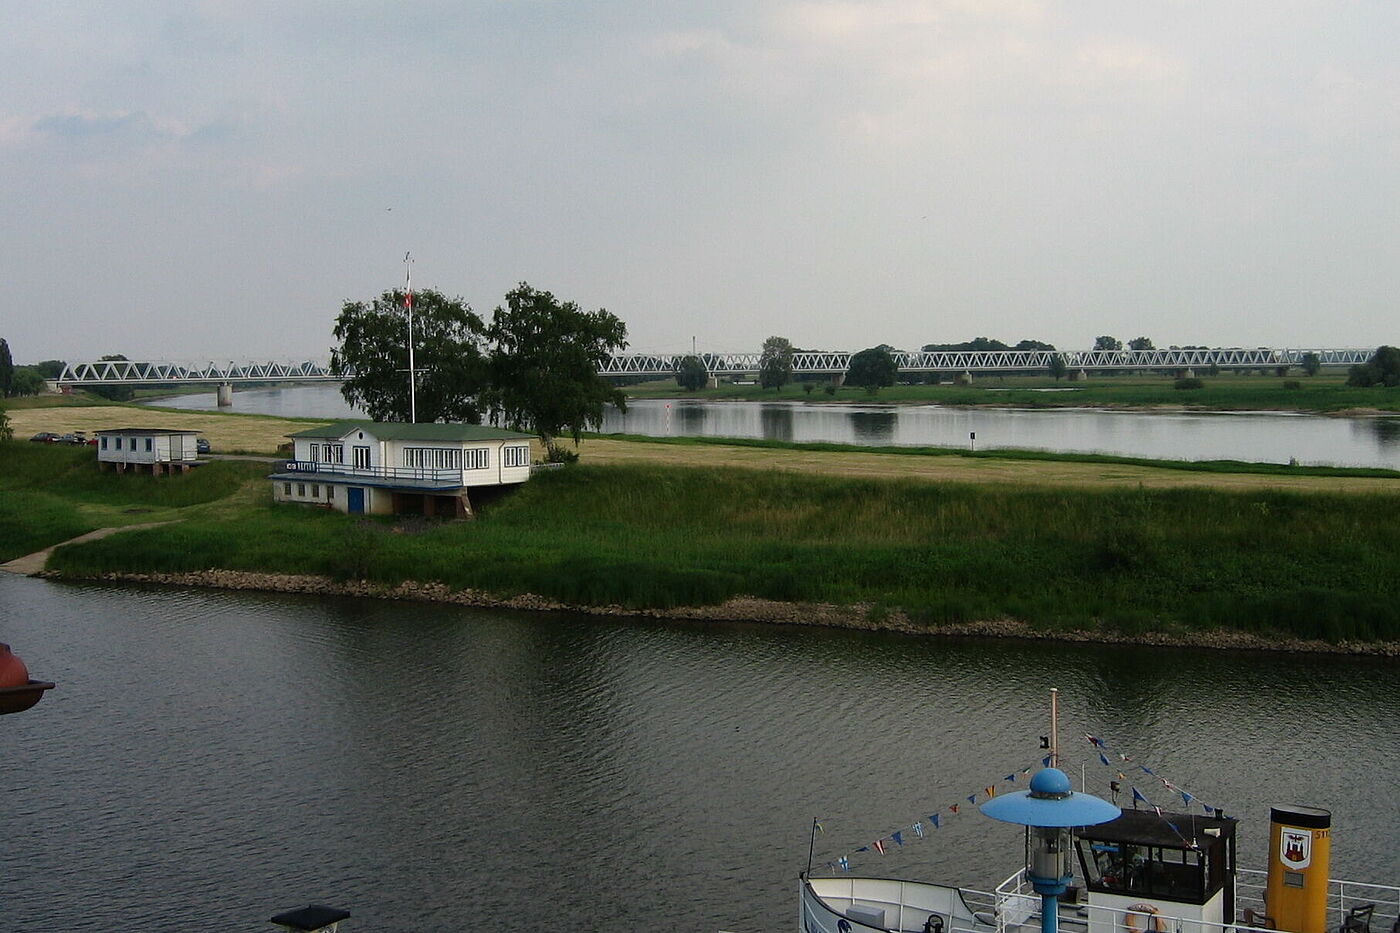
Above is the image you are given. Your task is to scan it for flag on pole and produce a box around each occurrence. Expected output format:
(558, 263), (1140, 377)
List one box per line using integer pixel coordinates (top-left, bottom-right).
(1132, 787), (1148, 804)
(892, 831), (904, 847)
(1181, 791), (1195, 806)
(949, 804), (959, 815)
(913, 822), (925, 839)
(873, 839), (886, 855)
(1042, 755), (1053, 767)
(839, 856), (850, 872)
(967, 794), (977, 804)
(931, 813), (941, 829)
(985, 785), (997, 799)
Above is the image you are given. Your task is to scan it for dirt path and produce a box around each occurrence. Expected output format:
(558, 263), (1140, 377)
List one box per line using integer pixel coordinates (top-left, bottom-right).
(0, 523), (174, 576)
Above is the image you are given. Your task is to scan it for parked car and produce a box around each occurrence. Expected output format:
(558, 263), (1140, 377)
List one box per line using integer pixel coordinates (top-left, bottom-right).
(57, 434), (78, 445)
(29, 432), (60, 443)
(196, 437), (211, 454)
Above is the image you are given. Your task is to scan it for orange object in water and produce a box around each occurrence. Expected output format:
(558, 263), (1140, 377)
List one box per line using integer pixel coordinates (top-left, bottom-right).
(0, 643), (30, 689)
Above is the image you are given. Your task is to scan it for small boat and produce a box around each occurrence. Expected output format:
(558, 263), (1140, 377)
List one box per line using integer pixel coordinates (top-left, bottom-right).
(797, 695), (1397, 933)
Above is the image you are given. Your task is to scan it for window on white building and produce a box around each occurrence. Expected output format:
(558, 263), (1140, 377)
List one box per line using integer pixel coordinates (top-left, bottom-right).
(145, 438), (153, 451)
(502, 445), (530, 468)
(297, 483), (306, 497)
(404, 447), (465, 470)
(310, 443), (321, 462)
(465, 448), (489, 470)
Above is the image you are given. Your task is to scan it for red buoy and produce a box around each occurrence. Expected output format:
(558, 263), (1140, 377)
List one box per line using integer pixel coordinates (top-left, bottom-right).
(0, 643), (54, 715)
(0, 643), (29, 689)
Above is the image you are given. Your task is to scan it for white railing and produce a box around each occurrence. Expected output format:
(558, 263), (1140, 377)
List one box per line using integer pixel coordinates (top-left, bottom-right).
(282, 460), (465, 484)
(994, 869), (1399, 933)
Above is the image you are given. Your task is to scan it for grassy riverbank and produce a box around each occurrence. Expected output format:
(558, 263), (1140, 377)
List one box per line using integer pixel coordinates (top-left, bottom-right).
(0, 443), (269, 561)
(28, 449), (1400, 644)
(624, 372), (1400, 412)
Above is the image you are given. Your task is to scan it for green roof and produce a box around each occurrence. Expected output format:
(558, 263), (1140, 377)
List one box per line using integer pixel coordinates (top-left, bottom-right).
(287, 421), (534, 442)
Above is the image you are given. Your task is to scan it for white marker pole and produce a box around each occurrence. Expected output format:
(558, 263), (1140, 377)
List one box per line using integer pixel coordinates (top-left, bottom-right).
(405, 251), (416, 424)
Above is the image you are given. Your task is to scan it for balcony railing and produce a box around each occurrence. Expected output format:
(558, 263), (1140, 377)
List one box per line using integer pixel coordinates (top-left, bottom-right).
(283, 460), (465, 483)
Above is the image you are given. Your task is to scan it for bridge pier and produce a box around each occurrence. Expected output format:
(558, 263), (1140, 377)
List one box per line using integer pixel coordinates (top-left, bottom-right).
(707, 374), (718, 390)
(830, 373), (846, 387)
(1183, 368), (1196, 379)
(955, 370), (973, 386)
(216, 383), (233, 407)
(1071, 369), (1088, 382)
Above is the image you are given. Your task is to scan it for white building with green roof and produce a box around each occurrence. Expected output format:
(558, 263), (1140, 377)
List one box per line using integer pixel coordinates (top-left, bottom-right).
(268, 421), (535, 517)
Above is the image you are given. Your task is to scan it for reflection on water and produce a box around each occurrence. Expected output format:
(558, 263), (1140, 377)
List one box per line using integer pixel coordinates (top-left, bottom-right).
(850, 408), (898, 445)
(760, 404), (795, 442)
(145, 385), (1400, 469)
(2, 575), (1397, 931)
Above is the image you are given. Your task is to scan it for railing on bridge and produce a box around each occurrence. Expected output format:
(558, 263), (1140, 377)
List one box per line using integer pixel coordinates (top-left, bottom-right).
(55, 348), (1376, 386)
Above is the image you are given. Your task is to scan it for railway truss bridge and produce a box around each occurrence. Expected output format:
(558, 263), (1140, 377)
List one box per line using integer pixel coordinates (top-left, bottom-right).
(55, 347), (1374, 400)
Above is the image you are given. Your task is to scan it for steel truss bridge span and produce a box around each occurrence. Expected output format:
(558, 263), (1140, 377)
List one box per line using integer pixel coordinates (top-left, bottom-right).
(58, 360), (341, 386)
(600, 347), (1374, 377)
(56, 347), (1374, 386)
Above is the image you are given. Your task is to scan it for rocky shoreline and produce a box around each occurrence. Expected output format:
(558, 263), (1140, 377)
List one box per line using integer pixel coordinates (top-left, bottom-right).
(45, 568), (1400, 657)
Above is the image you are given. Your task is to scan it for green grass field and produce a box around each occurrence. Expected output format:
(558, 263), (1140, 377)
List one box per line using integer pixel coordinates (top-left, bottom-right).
(0, 443), (270, 561)
(37, 455), (1400, 643)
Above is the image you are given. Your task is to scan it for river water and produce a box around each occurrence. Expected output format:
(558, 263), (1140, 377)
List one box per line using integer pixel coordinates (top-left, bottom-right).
(147, 385), (1400, 469)
(2, 574), (1396, 931)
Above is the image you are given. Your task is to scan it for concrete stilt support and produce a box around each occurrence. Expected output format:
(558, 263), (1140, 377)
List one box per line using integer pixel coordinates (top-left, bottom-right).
(1183, 368), (1196, 379)
(216, 383), (234, 407)
(706, 374), (718, 389)
(831, 373), (846, 386)
(955, 370), (973, 386)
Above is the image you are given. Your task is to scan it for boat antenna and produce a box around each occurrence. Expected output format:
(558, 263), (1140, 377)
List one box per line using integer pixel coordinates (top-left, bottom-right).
(404, 251), (416, 424)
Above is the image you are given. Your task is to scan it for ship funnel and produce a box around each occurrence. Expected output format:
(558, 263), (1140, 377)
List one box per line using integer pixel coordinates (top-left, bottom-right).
(1264, 806), (1331, 933)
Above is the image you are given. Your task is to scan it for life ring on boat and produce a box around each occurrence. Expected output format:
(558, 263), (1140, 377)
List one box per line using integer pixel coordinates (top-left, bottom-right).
(1125, 903), (1166, 933)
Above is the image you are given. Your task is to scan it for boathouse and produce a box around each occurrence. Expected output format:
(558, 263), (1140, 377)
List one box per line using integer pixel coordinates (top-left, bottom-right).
(268, 421), (535, 517)
(95, 428), (202, 475)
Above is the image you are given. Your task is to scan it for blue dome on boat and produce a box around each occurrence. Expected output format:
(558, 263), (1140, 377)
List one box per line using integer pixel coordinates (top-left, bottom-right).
(981, 767), (1121, 828)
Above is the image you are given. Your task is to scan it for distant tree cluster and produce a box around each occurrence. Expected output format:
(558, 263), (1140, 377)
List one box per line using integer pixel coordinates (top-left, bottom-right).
(921, 337), (1057, 352)
(1347, 346), (1400, 387)
(0, 338), (66, 399)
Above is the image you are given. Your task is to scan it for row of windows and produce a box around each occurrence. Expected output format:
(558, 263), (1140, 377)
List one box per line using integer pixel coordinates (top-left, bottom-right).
(502, 445), (530, 468)
(404, 447), (465, 470)
(101, 437), (153, 451)
(282, 482), (335, 501)
(307, 443), (345, 463)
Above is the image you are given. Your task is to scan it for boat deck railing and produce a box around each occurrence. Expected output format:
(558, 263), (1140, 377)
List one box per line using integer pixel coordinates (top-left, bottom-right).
(992, 870), (1399, 933)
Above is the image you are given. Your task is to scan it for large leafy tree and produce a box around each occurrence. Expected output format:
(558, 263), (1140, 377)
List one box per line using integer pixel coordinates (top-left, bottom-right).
(331, 288), (489, 423)
(1128, 336), (1155, 351)
(1094, 335), (1123, 351)
(675, 355), (708, 392)
(1346, 346), (1400, 388)
(847, 346), (898, 394)
(759, 335), (794, 389)
(486, 283), (628, 457)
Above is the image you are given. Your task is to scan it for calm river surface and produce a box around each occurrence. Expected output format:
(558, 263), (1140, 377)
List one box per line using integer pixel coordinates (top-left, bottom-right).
(148, 385), (1400, 469)
(2, 575), (1396, 931)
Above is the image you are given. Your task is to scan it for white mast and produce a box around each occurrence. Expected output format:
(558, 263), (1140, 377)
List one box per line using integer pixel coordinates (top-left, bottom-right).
(405, 251), (416, 424)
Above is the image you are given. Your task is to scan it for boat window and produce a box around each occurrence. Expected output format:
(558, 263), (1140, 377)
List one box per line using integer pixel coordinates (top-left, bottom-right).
(1077, 839), (1206, 902)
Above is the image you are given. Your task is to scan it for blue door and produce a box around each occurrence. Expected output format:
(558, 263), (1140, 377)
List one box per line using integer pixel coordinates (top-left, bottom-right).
(347, 487), (365, 514)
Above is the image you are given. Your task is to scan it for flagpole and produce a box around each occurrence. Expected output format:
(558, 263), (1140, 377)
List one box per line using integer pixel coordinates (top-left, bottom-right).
(405, 251), (416, 424)
(1050, 687), (1059, 768)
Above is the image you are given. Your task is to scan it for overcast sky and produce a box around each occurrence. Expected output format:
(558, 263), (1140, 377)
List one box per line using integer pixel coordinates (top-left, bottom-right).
(3, 2), (1397, 363)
